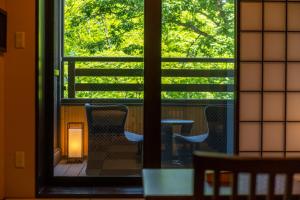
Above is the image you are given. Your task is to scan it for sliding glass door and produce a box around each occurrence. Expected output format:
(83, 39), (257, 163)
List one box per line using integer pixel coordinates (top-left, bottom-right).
(160, 0), (235, 168)
(52, 0), (235, 179)
(56, 0), (145, 177)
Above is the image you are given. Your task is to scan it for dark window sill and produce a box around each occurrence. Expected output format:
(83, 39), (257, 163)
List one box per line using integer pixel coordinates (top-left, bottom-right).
(37, 185), (144, 198)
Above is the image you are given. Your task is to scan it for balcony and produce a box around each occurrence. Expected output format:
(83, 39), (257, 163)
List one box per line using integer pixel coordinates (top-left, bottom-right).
(55, 57), (235, 177)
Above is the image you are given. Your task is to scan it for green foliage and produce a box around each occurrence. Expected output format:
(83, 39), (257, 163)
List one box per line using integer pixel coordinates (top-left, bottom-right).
(63, 0), (235, 99)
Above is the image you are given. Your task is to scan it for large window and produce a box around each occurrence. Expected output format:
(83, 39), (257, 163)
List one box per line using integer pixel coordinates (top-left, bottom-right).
(52, 0), (235, 179)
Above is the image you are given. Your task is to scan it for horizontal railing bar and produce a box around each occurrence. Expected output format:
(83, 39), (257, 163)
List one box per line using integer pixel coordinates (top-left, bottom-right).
(162, 84), (234, 92)
(76, 84), (143, 91)
(165, 58), (234, 63)
(75, 84), (234, 92)
(63, 57), (143, 62)
(63, 57), (235, 63)
(76, 69), (143, 77)
(60, 98), (234, 106)
(75, 69), (235, 77)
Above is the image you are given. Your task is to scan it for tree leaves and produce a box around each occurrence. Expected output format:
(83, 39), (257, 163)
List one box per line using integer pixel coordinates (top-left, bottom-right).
(63, 0), (235, 99)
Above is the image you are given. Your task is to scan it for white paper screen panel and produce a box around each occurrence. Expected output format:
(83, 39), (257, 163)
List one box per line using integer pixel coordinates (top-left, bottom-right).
(240, 63), (262, 91)
(240, 33), (262, 61)
(240, 3), (262, 30)
(264, 63), (285, 90)
(240, 92), (261, 121)
(239, 0), (300, 157)
(286, 153), (300, 158)
(239, 152), (261, 157)
(287, 123), (300, 151)
(239, 123), (261, 151)
(263, 123), (284, 151)
(287, 63), (300, 90)
(288, 33), (300, 61)
(264, 33), (285, 61)
(264, 3), (285, 31)
(288, 3), (300, 31)
(287, 93), (300, 121)
(262, 153), (284, 158)
(263, 93), (285, 121)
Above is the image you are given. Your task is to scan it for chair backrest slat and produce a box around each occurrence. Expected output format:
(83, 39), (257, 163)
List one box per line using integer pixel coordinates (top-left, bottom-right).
(250, 173), (256, 200)
(232, 173), (238, 200)
(267, 173), (275, 200)
(193, 151), (300, 199)
(285, 173), (293, 200)
(194, 166), (205, 199)
(213, 170), (220, 199)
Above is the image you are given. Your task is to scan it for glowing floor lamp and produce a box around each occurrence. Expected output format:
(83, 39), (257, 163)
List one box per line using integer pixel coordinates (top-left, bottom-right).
(67, 122), (84, 162)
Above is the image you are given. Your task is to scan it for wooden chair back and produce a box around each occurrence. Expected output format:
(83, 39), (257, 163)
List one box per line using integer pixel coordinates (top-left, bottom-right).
(193, 151), (300, 200)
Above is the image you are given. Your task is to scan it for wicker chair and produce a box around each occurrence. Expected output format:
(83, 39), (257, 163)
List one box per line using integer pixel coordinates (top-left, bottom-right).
(174, 105), (229, 163)
(85, 103), (143, 175)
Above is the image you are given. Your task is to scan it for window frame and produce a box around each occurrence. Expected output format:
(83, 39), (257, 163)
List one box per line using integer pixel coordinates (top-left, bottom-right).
(36, 0), (238, 196)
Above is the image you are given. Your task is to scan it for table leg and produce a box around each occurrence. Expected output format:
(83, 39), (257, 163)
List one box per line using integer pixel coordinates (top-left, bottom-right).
(161, 126), (173, 162)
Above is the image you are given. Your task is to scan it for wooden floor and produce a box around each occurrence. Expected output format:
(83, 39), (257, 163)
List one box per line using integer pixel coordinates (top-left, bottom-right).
(54, 159), (142, 177)
(54, 159), (88, 176)
(54, 143), (215, 177)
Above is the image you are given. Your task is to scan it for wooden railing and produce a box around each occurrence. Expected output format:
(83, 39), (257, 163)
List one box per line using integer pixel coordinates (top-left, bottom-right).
(62, 57), (235, 101)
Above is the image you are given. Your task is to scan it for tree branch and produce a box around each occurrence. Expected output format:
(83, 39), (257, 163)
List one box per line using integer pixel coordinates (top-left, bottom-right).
(175, 21), (212, 38)
(186, 34), (202, 57)
(197, 10), (220, 27)
(215, 0), (227, 25)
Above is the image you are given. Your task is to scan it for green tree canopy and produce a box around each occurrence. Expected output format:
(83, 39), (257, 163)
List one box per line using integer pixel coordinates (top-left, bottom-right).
(63, 0), (235, 99)
(64, 0), (234, 58)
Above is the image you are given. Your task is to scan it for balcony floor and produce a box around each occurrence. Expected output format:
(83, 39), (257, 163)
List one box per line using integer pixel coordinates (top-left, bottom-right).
(54, 159), (142, 177)
(54, 159), (87, 176)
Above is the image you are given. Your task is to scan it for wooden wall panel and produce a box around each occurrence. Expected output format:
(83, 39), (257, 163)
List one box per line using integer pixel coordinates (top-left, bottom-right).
(0, 1), (5, 198)
(5, 0), (36, 197)
(60, 105), (206, 156)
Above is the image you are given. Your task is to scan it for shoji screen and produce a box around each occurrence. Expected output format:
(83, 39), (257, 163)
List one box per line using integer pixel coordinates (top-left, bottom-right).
(239, 0), (300, 157)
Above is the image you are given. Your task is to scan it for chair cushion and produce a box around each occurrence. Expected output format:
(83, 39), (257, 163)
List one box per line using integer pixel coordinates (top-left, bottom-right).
(124, 131), (144, 142)
(174, 132), (209, 143)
